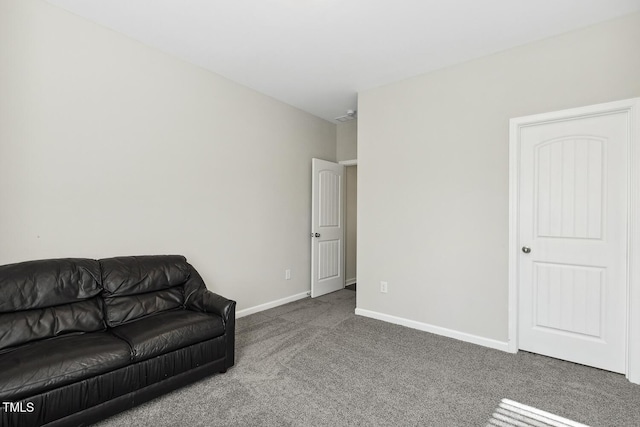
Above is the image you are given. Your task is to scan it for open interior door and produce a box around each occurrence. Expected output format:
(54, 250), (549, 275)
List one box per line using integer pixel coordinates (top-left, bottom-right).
(311, 158), (345, 298)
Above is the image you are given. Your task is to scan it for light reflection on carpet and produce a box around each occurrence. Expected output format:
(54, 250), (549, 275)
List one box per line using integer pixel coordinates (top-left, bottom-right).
(487, 398), (589, 427)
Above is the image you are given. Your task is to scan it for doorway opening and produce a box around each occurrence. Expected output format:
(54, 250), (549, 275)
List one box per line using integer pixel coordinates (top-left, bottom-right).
(508, 97), (640, 384)
(310, 158), (357, 298)
(344, 164), (357, 292)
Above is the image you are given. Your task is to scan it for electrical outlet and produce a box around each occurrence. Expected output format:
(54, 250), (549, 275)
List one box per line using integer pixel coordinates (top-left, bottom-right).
(285, 269), (291, 280)
(380, 281), (388, 293)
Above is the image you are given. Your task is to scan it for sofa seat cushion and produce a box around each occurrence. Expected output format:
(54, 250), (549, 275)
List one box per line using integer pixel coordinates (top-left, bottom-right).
(110, 309), (224, 362)
(0, 332), (131, 401)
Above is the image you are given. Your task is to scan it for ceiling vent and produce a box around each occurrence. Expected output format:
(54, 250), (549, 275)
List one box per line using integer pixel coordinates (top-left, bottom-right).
(335, 110), (357, 122)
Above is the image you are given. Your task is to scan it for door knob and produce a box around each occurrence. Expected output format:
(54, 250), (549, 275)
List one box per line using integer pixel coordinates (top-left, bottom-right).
(522, 246), (531, 254)
(311, 233), (320, 238)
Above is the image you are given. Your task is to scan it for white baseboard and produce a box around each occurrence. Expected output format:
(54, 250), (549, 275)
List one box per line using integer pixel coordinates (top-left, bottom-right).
(345, 278), (357, 286)
(354, 308), (510, 352)
(236, 291), (310, 318)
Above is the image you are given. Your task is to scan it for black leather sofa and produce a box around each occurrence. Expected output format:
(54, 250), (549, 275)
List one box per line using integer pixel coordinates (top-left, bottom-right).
(0, 255), (235, 427)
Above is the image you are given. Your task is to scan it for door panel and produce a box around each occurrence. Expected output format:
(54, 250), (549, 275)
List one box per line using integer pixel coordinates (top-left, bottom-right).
(518, 112), (628, 373)
(536, 137), (604, 239)
(319, 171), (341, 227)
(533, 262), (603, 338)
(318, 240), (340, 280)
(311, 159), (344, 298)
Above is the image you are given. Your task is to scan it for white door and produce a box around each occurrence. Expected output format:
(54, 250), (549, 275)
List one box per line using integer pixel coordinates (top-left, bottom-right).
(311, 158), (345, 298)
(517, 110), (628, 373)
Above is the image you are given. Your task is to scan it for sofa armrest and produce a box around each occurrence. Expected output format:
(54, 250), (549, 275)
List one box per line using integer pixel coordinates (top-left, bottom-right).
(186, 289), (236, 370)
(187, 290), (235, 326)
(182, 265), (236, 370)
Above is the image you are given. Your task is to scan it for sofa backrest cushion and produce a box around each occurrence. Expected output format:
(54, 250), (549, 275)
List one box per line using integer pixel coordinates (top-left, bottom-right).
(0, 258), (104, 351)
(100, 255), (190, 326)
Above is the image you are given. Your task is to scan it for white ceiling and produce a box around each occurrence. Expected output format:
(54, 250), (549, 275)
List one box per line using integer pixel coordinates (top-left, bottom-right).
(46, 0), (640, 123)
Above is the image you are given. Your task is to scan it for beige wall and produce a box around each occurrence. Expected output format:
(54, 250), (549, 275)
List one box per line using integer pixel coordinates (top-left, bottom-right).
(357, 13), (640, 342)
(0, 0), (336, 311)
(345, 166), (357, 284)
(337, 120), (357, 161)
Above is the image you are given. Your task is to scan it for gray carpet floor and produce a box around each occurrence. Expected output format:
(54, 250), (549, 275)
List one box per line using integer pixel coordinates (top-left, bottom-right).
(94, 290), (640, 426)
